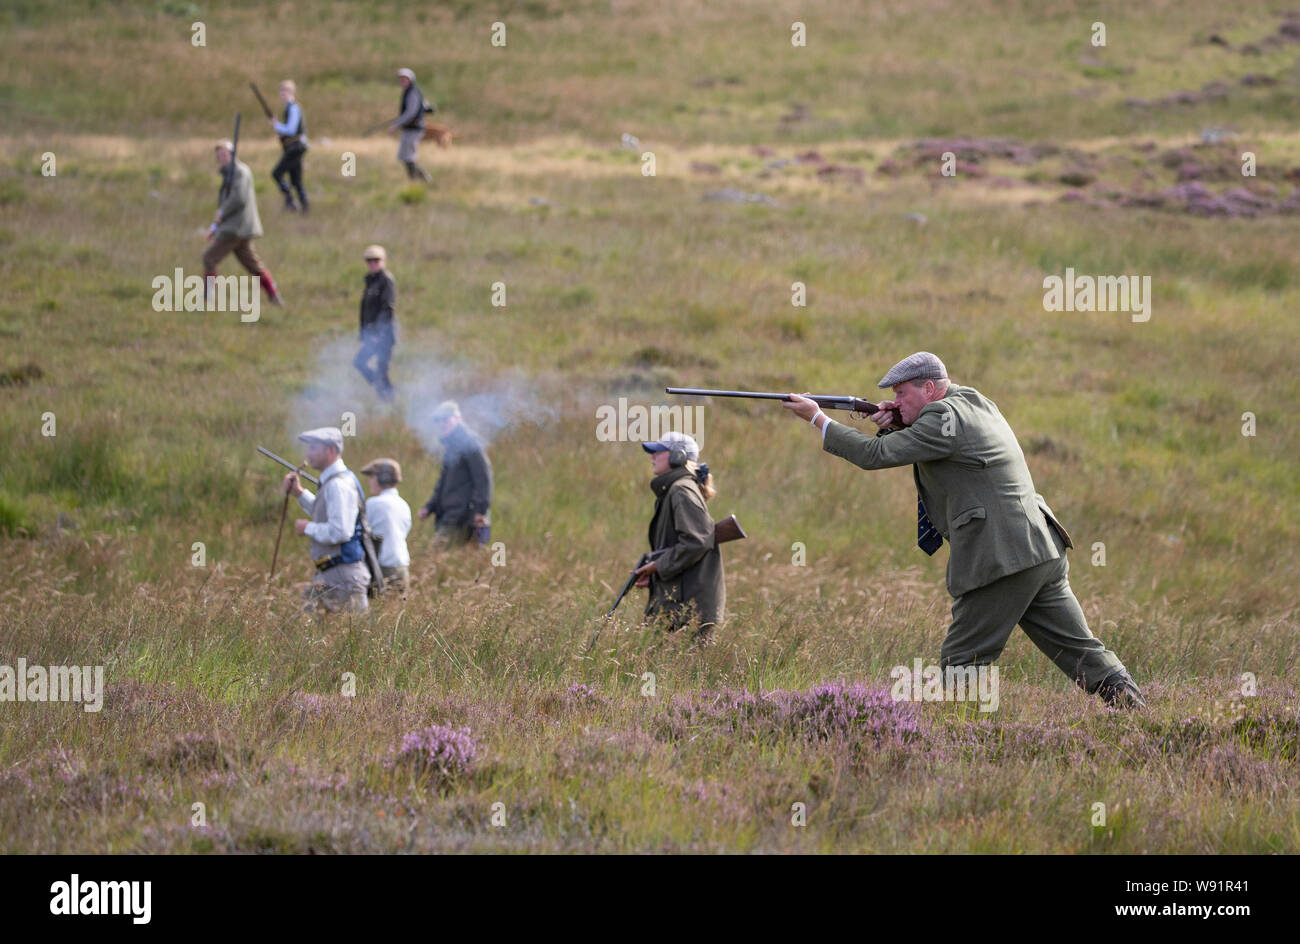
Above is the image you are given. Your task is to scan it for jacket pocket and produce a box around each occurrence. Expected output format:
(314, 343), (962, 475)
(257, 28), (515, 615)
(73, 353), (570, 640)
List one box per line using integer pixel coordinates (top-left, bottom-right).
(1036, 499), (1074, 549)
(951, 506), (986, 529)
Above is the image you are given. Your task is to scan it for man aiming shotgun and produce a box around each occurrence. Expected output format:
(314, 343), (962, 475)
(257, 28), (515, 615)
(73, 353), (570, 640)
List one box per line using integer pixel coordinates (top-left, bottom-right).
(668, 353), (1145, 708)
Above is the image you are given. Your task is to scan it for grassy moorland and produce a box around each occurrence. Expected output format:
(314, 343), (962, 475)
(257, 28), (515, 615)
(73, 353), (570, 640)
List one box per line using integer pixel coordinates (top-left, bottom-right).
(0, 0), (1296, 852)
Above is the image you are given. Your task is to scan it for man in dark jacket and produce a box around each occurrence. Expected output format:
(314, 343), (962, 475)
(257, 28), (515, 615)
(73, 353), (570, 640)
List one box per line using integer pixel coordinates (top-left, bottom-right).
(353, 244), (396, 401)
(418, 401), (492, 546)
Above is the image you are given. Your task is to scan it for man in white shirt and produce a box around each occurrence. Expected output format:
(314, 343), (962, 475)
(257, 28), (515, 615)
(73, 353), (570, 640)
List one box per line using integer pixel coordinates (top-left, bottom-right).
(281, 427), (371, 614)
(359, 457), (412, 594)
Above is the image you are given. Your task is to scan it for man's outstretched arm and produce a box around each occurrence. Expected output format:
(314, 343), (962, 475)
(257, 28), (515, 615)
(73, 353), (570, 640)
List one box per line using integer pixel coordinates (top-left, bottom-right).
(782, 392), (956, 470)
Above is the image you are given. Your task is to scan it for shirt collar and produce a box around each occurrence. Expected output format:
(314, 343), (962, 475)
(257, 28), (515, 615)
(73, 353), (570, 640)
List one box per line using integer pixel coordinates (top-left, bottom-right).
(319, 458), (347, 483)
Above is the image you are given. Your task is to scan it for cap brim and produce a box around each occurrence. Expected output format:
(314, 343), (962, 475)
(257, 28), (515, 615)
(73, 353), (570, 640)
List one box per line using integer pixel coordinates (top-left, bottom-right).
(641, 442), (668, 454)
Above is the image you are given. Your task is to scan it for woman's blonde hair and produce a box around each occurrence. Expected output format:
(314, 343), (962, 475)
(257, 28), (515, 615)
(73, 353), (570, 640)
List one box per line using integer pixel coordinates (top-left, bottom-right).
(685, 459), (716, 501)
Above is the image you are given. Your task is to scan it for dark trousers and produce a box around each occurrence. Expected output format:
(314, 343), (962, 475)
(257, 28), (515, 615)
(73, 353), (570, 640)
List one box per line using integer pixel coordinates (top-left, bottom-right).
(271, 147), (307, 209)
(354, 330), (394, 398)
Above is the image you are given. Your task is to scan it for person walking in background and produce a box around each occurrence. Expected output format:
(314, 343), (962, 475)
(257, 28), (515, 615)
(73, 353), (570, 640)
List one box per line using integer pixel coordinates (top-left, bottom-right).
(389, 67), (432, 182)
(354, 244), (396, 401)
(269, 79), (309, 213)
(204, 139), (283, 307)
(360, 458), (411, 594)
(634, 431), (725, 642)
(418, 401), (492, 547)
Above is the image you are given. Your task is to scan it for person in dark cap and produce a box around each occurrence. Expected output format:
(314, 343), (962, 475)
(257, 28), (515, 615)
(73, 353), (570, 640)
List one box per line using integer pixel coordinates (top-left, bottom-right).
(281, 427), (373, 614)
(359, 457), (411, 594)
(633, 431), (725, 642)
(781, 352), (1145, 709)
(417, 401), (492, 547)
(389, 67), (432, 182)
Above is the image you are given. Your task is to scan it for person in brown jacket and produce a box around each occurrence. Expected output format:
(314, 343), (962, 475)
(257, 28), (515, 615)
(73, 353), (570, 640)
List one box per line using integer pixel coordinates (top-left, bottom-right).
(634, 431), (725, 641)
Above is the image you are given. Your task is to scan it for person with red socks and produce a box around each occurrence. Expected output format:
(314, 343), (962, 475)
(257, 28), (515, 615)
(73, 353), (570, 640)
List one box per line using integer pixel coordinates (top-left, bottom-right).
(203, 139), (284, 308)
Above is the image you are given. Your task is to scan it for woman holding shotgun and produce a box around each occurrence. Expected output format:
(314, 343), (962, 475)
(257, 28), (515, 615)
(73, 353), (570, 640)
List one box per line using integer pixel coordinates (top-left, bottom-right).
(634, 432), (725, 641)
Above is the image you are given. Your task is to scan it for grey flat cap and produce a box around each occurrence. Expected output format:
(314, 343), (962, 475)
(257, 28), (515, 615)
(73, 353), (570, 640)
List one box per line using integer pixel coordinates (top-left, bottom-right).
(431, 400), (461, 421)
(878, 351), (948, 388)
(298, 427), (344, 451)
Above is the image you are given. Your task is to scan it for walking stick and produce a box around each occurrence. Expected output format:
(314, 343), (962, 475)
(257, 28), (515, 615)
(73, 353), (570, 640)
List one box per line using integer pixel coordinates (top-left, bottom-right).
(269, 464), (303, 581)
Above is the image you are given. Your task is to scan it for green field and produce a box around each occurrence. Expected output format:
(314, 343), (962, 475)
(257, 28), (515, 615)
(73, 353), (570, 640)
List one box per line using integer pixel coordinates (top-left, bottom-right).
(0, 0), (1296, 853)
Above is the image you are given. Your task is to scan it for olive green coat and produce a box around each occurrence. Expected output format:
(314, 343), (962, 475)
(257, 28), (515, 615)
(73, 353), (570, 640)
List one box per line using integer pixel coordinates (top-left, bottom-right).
(644, 468), (725, 632)
(822, 384), (1074, 598)
(215, 159), (263, 241)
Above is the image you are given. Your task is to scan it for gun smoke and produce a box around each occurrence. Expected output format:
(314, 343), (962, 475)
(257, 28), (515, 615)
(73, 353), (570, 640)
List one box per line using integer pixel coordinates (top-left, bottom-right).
(288, 336), (562, 459)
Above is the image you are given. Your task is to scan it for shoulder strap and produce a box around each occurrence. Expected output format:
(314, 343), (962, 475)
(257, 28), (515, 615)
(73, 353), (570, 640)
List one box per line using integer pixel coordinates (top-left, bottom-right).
(346, 471), (386, 594)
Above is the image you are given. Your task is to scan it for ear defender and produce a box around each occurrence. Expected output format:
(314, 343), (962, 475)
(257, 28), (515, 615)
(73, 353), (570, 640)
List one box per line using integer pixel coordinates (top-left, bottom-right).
(668, 445), (688, 468)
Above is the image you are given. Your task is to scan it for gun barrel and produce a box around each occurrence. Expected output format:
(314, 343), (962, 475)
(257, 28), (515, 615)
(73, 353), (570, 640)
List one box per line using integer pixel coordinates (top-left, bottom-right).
(249, 82), (274, 119)
(665, 387), (792, 402)
(257, 446), (320, 486)
(666, 386), (903, 426)
(667, 387), (870, 410)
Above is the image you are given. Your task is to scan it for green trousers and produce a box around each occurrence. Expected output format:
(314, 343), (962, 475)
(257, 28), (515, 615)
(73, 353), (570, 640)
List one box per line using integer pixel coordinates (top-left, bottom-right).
(940, 531), (1128, 694)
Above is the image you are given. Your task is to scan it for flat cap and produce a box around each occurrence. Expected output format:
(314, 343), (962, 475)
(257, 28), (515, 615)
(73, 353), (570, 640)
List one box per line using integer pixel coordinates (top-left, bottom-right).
(878, 351), (948, 389)
(214, 139), (234, 152)
(431, 400), (460, 421)
(360, 457), (402, 485)
(363, 244), (386, 261)
(298, 427), (344, 451)
(397, 67), (416, 80)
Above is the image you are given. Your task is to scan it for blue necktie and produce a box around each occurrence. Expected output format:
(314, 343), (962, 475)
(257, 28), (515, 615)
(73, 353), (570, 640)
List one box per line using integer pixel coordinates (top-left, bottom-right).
(917, 497), (943, 555)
